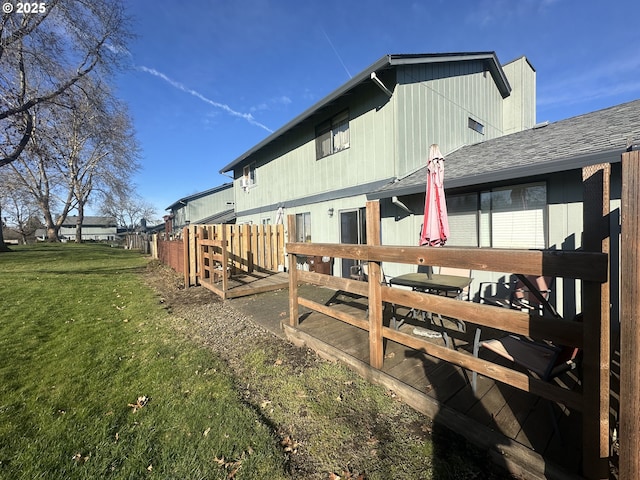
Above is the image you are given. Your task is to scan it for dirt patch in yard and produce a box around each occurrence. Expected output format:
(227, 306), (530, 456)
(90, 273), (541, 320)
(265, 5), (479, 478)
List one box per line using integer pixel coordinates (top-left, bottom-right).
(142, 260), (519, 480)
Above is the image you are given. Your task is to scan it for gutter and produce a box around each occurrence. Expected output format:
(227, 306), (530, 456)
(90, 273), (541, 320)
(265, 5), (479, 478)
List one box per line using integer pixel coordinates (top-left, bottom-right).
(367, 147), (627, 200)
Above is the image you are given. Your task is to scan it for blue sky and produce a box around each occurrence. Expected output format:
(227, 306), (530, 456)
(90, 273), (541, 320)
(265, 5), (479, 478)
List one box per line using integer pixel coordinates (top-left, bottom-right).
(113, 0), (640, 220)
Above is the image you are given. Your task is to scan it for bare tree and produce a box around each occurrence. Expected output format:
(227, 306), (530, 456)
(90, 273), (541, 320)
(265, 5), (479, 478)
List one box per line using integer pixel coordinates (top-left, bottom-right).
(9, 106), (75, 241)
(101, 190), (157, 234)
(0, 0), (133, 167)
(0, 169), (42, 243)
(47, 80), (140, 242)
(9, 78), (140, 243)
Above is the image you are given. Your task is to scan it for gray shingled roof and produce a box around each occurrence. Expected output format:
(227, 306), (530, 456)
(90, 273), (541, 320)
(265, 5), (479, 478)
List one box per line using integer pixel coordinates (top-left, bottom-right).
(165, 182), (233, 211)
(370, 98), (640, 198)
(194, 208), (236, 225)
(61, 216), (117, 227)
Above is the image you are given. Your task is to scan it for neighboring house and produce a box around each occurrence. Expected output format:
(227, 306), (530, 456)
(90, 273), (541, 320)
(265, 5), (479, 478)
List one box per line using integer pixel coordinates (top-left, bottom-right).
(220, 52), (536, 277)
(368, 98), (640, 322)
(59, 216), (118, 241)
(165, 182), (235, 233)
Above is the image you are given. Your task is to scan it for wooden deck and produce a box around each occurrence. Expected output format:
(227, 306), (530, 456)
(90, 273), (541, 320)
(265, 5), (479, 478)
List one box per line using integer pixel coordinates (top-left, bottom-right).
(283, 291), (585, 480)
(201, 270), (289, 299)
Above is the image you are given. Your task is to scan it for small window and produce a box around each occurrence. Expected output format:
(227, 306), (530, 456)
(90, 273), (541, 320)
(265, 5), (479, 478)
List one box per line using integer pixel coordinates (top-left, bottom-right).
(316, 110), (350, 159)
(241, 163), (256, 188)
(295, 212), (311, 242)
(468, 117), (484, 135)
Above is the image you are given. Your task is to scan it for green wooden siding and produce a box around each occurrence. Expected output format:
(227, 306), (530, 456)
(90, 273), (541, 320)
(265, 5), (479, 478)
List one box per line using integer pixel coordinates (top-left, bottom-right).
(395, 61), (505, 177)
(234, 83), (396, 215)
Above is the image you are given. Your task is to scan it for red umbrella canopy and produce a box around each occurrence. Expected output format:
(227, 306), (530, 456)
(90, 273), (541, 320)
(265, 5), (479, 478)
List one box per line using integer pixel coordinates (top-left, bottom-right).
(419, 144), (450, 247)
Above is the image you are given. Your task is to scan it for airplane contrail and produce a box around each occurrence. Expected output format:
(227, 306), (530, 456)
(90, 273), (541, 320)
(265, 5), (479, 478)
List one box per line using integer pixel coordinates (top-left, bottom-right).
(137, 66), (273, 133)
(321, 27), (352, 79)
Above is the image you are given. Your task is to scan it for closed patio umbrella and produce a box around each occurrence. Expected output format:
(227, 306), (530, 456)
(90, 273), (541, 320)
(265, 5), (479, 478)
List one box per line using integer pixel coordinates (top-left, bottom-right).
(419, 144), (449, 247)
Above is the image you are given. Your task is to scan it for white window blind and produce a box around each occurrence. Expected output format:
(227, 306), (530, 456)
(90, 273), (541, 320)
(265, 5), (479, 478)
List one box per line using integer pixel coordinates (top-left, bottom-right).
(491, 209), (546, 249)
(446, 193), (478, 247)
(484, 183), (547, 249)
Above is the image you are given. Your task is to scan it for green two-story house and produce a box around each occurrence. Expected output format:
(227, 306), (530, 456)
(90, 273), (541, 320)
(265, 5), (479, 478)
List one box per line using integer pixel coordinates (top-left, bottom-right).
(220, 52), (536, 277)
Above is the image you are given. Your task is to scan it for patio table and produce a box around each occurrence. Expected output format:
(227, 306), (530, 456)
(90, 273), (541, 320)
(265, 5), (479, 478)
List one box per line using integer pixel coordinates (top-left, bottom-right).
(389, 272), (472, 345)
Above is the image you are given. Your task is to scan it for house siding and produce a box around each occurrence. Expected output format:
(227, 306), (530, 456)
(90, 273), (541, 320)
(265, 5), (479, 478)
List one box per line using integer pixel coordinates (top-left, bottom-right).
(395, 61), (507, 177)
(502, 57), (536, 134)
(59, 225), (117, 241)
(170, 184), (234, 229)
(234, 81), (397, 217)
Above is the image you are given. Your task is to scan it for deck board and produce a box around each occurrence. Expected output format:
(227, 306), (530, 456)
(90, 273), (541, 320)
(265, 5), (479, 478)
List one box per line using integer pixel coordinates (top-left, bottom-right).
(203, 271), (289, 299)
(288, 293), (585, 478)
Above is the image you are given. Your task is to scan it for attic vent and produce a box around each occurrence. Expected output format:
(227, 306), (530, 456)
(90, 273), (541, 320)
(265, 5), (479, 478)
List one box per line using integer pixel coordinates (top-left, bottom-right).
(533, 121), (549, 129)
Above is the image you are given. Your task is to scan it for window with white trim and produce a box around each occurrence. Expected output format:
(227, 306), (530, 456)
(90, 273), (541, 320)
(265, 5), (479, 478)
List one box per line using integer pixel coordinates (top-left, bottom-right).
(241, 163), (256, 188)
(295, 212), (311, 242)
(315, 110), (350, 159)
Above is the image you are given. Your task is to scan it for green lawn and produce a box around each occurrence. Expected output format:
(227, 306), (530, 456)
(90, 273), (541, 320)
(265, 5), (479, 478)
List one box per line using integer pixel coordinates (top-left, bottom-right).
(0, 244), (287, 479)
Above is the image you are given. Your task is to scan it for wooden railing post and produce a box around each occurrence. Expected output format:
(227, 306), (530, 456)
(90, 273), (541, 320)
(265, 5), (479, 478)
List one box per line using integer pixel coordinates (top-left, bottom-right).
(189, 225), (198, 287)
(620, 150), (640, 480)
(182, 227), (190, 287)
(287, 214), (299, 327)
(581, 163), (611, 480)
(221, 226), (228, 298)
(366, 201), (384, 369)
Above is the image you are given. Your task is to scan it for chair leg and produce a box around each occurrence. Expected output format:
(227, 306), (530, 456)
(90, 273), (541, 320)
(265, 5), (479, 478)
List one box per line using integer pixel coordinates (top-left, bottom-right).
(471, 327), (481, 394)
(434, 313), (452, 348)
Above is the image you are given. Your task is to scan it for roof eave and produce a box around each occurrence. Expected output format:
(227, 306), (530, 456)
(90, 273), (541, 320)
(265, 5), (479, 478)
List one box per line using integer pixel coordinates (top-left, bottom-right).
(219, 52), (511, 174)
(165, 182), (234, 211)
(367, 147), (626, 199)
(219, 55), (393, 174)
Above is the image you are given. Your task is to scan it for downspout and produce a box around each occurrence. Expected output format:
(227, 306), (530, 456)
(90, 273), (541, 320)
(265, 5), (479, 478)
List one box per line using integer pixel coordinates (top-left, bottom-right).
(370, 72), (393, 97)
(391, 196), (413, 214)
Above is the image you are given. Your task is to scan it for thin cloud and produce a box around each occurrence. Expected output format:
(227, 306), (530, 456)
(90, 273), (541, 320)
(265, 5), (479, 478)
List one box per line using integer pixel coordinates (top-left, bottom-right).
(137, 66), (273, 133)
(538, 54), (640, 108)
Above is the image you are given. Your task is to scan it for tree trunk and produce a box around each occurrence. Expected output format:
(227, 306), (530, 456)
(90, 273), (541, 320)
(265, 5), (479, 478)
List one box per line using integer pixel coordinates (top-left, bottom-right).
(0, 205), (10, 252)
(46, 226), (60, 242)
(75, 204), (84, 243)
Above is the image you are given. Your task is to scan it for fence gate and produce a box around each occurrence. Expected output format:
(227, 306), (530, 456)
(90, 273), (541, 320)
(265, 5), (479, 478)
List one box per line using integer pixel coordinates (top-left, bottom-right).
(184, 223), (287, 299)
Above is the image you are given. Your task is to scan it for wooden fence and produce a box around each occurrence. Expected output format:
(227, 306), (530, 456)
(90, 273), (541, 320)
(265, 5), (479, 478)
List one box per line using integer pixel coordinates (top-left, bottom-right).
(287, 162), (612, 479)
(182, 223), (286, 297)
(156, 237), (185, 274)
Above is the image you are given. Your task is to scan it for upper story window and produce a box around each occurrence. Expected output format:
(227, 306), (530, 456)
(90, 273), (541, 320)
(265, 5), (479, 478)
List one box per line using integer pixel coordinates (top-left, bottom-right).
(468, 117), (485, 135)
(316, 110), (350, 159)
(241, 163), (256, 189)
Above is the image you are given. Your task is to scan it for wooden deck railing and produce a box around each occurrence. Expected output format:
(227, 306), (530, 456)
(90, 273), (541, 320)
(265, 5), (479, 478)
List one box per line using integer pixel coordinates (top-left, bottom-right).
(287, 162), (612, 480)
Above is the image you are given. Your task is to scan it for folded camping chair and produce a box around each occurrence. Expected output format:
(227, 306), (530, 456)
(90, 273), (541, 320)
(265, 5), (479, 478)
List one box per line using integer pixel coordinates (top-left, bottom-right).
(479, 275), (554, 316)
(472, 313), (583, 439)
